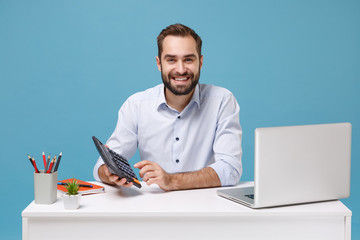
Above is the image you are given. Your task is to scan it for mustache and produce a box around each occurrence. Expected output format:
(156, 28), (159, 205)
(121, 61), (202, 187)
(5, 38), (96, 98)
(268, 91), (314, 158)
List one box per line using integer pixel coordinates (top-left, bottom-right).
(169, 71), (194, 78)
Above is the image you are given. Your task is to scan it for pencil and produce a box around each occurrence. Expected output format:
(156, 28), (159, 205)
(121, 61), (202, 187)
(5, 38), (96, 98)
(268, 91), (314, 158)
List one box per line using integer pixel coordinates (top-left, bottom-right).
(51, 155), (57, 172)
(46, 156), (56, 174)
(31, 156), (40, 173)
(27, 154), (34, 167)
(54, 152), (62, 172)
(45, 154), (51, 172)
(42, 152), (46, 169)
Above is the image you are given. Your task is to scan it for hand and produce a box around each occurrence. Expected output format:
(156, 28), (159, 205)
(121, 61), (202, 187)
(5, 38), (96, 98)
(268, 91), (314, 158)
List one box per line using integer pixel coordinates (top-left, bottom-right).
(134, 160), (172, 191)
(99, 164), (133, 188)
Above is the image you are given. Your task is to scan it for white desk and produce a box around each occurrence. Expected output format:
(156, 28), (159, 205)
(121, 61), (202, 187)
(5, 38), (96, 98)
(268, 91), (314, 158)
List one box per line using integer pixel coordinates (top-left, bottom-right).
(22, 181), (352, 240)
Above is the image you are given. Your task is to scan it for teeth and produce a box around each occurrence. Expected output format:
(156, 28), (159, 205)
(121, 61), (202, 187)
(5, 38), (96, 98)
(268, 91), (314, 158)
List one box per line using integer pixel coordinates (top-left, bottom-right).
(174, 77), (188, 81)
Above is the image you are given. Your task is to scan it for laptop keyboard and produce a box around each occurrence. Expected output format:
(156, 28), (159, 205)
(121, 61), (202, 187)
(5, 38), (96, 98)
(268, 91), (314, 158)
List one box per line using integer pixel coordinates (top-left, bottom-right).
(245, 194), (254, 199)
(108, 148), (137, 179)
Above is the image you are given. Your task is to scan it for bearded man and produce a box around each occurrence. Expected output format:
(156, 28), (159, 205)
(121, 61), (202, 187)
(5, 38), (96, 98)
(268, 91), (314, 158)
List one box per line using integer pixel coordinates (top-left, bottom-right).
(93, 23), (243, 191)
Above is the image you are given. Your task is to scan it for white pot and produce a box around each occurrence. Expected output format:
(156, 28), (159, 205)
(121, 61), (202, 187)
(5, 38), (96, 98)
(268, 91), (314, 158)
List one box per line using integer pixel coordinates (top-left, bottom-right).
(63, 193), (81, 210)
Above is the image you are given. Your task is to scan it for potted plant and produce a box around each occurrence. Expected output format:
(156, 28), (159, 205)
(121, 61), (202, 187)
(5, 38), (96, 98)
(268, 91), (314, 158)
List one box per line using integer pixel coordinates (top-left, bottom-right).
(63, 178), (81, 210)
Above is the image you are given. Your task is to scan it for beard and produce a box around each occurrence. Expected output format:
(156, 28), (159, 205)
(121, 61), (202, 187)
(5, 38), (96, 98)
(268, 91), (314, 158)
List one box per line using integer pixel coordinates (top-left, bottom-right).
(161, 67), (201, 96)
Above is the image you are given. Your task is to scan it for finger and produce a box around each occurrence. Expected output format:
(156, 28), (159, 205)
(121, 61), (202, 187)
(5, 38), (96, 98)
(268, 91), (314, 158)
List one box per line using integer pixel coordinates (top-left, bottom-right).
(104, 166), (117, 179)
(113, 177), (127, 185)
(134, 160), (152, 169)
(113, 177), (134, 186)
(103, 165), (111, 176)
(104, 166), (121, 182)
(109, 175), (122, 183)
(146, 176), (155, 186)
(142, 171), (157, 182)
(114, 178), (134, 188)
(139, 164), (156, 178)
(146, 176), (161, 186)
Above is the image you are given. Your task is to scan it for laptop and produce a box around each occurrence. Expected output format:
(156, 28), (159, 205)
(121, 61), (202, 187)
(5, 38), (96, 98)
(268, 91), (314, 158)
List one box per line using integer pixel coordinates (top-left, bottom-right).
(217, 122), (351, 208)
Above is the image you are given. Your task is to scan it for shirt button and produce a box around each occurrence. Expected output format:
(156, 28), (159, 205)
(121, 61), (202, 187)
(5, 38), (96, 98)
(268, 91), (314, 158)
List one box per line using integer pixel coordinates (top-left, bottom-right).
(176, 159), (180, 163)
(175, 137), (179, 141)
(177, 116), (181, 119)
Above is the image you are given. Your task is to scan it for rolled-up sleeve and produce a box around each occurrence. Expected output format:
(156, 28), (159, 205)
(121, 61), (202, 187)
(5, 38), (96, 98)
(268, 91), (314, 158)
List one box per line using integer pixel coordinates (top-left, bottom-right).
(210, 94), (242, 186)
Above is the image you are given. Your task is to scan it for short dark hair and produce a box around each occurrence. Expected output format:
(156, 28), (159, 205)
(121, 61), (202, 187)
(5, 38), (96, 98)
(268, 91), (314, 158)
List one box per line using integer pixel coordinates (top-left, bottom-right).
(157, 23), (202, 59)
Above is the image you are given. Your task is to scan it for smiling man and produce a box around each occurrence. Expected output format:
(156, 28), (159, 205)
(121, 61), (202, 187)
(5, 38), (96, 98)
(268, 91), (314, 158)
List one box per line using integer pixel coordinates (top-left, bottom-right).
(93, 24), (242, 191)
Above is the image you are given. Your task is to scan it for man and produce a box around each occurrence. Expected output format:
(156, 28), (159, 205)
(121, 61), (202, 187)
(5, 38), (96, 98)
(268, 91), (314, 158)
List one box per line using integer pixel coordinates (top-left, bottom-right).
(93, 23), (242, 191)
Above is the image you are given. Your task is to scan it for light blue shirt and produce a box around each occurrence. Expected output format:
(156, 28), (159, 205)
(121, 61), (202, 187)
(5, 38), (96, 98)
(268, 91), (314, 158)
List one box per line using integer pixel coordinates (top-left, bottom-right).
(93, 83), (242, 186)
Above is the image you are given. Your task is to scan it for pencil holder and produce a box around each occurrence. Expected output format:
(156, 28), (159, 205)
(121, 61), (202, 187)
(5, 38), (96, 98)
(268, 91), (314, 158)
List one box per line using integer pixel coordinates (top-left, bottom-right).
(34, 170), (57, 204)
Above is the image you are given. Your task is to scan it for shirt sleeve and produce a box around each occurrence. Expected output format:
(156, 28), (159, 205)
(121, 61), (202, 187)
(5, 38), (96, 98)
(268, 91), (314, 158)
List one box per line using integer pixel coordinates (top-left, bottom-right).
(209, 93), (243, 186)
(93, 98), (138, 181)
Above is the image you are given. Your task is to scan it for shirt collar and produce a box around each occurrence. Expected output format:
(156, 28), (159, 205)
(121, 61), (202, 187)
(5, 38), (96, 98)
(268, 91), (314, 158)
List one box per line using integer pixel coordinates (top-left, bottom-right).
(191, 84), (201, 109)
(157, 84), (201, 111)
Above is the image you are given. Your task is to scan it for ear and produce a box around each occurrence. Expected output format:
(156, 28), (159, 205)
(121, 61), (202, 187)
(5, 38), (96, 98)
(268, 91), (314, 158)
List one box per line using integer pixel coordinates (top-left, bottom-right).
(156, 56), (161, 72)
(199, 55), (203, 70)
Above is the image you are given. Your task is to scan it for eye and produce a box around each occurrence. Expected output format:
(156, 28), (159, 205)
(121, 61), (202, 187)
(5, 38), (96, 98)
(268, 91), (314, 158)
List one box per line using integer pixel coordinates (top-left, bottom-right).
(185, 58), (194, 63)
(167, 58), (175, 63)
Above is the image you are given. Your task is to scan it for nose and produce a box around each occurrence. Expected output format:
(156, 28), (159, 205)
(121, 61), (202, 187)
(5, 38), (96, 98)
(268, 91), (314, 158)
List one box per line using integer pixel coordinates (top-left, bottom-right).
(175, 61), (186, 75)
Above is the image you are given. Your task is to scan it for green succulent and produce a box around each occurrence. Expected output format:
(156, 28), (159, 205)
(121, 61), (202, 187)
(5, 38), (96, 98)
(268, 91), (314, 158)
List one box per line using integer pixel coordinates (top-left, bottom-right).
(65, 178), (79, 195)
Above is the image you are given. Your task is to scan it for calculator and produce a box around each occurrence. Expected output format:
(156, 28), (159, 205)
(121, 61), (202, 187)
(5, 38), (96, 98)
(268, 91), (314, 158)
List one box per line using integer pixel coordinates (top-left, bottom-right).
(92, 136), (141, 188)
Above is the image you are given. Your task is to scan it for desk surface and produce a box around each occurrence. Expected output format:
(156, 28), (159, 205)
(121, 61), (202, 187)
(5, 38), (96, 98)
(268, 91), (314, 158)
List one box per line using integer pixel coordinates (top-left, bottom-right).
(23, 181), (352, 240)
(22, 181), (351, 218)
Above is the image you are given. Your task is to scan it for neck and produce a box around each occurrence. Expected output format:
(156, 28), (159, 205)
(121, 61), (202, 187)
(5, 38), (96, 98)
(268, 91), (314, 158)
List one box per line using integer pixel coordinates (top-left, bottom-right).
(165, 88), (195, 112)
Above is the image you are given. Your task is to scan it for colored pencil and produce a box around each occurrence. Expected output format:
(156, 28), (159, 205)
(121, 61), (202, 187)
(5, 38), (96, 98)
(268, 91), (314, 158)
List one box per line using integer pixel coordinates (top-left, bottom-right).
(46, 156), (56, 173)
(31, 156), (40, 173)
(27, 154), (34, 167)
(54, 152), (62, 172)
(42, 152), (46, 169)
(45, 154), (51, 172)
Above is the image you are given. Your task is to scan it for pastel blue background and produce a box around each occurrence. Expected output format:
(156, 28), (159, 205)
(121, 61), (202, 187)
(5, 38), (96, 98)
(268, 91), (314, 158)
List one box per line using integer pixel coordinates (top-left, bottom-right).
(0, 0), (359, 239)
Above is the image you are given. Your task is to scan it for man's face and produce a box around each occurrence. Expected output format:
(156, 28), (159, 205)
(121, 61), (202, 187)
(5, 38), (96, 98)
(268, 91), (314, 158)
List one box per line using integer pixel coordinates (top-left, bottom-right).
(156, 35), (203, 96)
